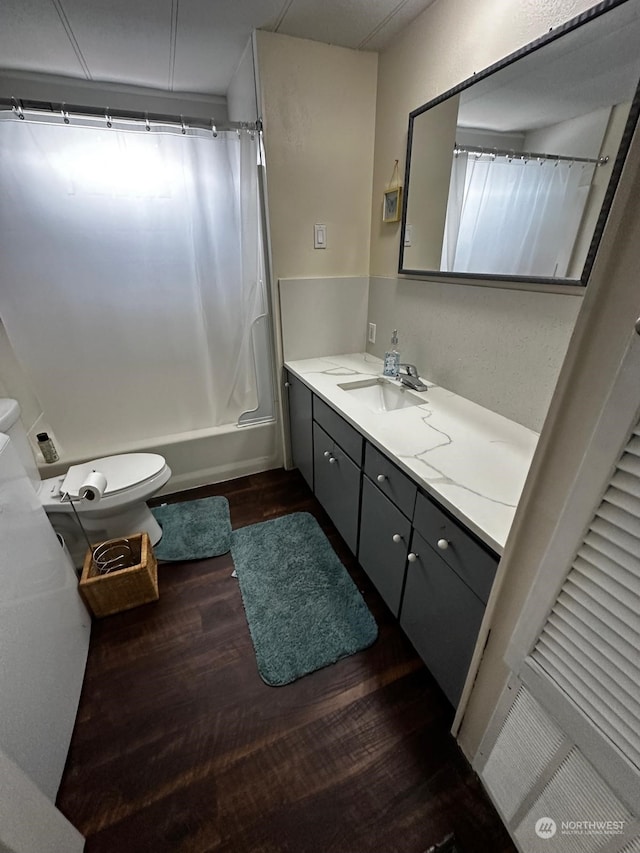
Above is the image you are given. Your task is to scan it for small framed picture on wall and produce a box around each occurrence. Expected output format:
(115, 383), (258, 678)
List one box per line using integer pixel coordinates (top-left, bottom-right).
(383, 186), (402, 223)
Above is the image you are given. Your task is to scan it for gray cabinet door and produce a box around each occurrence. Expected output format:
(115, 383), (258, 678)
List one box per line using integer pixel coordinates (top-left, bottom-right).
(400, 530), (485, 706)
(286, 372), (313, 489)
(313, 422), (361, 553)
(358, 476), (410, 616)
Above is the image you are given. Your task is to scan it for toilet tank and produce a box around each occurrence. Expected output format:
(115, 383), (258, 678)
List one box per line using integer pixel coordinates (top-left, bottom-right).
(0, 399), (41, 485)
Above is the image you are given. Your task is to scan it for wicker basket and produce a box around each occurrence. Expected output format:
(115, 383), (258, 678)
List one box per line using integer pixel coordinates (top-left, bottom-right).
(79, 532), (159, 618)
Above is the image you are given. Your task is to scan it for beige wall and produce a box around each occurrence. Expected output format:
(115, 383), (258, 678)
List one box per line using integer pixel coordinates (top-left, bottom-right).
(364, 0), (598, 429)
(403, 95), (459, 271)
(566, 102), (631, 279)
(256, 31), (378, 280)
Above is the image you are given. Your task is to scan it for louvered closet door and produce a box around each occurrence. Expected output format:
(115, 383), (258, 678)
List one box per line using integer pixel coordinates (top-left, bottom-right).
(502, 327), (640, 821)
(529, 420), (640, 773)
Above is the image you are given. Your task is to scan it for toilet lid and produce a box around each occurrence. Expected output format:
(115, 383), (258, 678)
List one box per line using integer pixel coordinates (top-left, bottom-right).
(61, 453), (166, 497)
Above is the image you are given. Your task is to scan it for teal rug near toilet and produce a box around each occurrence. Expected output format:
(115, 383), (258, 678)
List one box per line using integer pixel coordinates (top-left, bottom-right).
(231, 512), (378, 686)
(151, 496), (231, 560)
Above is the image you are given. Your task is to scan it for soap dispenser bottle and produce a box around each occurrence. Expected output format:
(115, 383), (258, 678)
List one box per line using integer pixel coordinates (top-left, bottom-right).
(383, 330), (400, 377)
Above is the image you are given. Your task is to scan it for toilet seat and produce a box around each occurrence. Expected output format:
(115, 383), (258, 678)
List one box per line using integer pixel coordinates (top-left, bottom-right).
(38, 452), (171, 514)
(60, 453), (167, 498)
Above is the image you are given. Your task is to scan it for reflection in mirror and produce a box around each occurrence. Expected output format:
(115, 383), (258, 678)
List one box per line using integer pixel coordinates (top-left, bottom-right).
(400, 0), (640, 285)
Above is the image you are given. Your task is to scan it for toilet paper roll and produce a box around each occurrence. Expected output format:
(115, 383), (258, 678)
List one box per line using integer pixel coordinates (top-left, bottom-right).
(79, 471), (108, 502)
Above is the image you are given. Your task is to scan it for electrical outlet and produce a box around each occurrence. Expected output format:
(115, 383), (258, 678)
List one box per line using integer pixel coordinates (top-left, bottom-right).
(368, 322), (376, 344)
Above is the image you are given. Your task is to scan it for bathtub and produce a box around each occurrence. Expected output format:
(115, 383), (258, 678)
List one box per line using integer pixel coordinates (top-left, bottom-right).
(39, 419), (282, 494)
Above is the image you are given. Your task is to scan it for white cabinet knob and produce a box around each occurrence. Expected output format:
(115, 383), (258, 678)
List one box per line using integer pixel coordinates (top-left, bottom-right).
(329, 456), (336, 464)
(437, 539), (449, 551)
(284, 381), (290, 388)
(392, 533), (402, 543)
(377, 474), (387, 483)
(323, 450), (331, 457)
(407, 552), (418, 563)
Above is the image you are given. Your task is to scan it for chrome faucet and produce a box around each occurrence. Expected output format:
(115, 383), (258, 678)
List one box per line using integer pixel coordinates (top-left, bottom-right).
(398, 363), (428, 392)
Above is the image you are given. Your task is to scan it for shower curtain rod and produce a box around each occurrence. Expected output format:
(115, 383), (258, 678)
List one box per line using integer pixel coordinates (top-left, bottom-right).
(0, 97), (261, 133)
(454, 142), (608, 166)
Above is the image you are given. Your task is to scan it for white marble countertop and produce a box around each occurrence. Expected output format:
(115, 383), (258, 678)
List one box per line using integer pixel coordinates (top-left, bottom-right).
(285, 353), (539, 555)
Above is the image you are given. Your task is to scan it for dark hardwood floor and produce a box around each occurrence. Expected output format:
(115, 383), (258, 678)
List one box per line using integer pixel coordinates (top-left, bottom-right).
(56, 468), (515, 853)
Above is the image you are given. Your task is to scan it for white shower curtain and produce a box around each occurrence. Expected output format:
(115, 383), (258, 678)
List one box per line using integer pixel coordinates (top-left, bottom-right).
(441, 152), (595, 278)
(0, 114), (271, 457)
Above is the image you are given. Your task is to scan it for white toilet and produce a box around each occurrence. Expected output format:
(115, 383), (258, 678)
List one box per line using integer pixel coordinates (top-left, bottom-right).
(0, 398), (171, 566)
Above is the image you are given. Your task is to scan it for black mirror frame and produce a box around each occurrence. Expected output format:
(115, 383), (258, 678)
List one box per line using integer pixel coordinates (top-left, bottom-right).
(399, 0), (640, 287)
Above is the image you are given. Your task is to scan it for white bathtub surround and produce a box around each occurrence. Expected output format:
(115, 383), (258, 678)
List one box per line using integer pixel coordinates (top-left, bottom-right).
(285, 353), (538, 554)
(366, 276), (581, 432)
(278, 277), (369, 361)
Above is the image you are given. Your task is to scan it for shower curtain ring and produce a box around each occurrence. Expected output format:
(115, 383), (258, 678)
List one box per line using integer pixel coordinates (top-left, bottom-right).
(211, 120), (218, 137)
(145, 116), (151, 132)
(62, 107), (70, 124)
(105, 111), (112, 129)
(181, 117), (187, 135)
(12, 100), (24, 120)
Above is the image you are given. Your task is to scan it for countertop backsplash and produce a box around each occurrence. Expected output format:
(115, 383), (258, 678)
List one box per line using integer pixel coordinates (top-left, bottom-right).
(367, 275), (582, 433)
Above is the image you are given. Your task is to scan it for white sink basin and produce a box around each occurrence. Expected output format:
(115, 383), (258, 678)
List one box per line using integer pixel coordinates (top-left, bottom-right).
(338, 378), (426, 413)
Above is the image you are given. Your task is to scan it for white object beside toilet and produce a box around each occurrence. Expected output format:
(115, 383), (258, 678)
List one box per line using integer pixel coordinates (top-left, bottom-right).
(0, 398), (171, 566)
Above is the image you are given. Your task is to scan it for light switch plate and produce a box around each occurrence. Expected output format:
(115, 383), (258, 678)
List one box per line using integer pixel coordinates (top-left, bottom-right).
(404, 224), (413, 247)
(314, 223), (327, 249)
(368, 322), (376, 343)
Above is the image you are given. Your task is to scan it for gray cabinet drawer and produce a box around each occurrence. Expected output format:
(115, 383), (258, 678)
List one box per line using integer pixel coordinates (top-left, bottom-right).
(358, 476), (411, 617)
(364, 443), (417, 520)
(313, 422), (361, 554)
(413, 492), (498, 604)
(400, 530), (485, 707)
(313, 397), (363, 465)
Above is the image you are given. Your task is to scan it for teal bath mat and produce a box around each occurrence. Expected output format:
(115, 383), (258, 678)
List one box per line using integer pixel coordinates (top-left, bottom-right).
(231, 512), (378, 686)
(151, 496), (231, 561)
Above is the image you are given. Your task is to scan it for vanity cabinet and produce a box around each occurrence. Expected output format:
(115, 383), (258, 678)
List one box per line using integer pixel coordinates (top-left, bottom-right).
(358, 441), (497, 704)
(285, 370), (313, 489)
(284, 370), (500, 708)
(312, 422), (362, 554)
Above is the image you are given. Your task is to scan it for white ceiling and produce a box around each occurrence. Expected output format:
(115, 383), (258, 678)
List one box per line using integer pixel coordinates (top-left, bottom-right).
(0, 0), (436, 97)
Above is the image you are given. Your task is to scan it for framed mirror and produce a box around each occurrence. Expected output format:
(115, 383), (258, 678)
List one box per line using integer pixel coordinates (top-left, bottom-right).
(399, 0), (640, 286)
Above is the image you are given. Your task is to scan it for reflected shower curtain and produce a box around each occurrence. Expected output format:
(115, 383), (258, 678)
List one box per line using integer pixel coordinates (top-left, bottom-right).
(0, 115), (271, 457)
(441, 153), (595, 277)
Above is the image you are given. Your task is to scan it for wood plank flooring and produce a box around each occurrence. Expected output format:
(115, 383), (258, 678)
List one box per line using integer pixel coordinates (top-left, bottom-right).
(56, 468), (516, 853)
